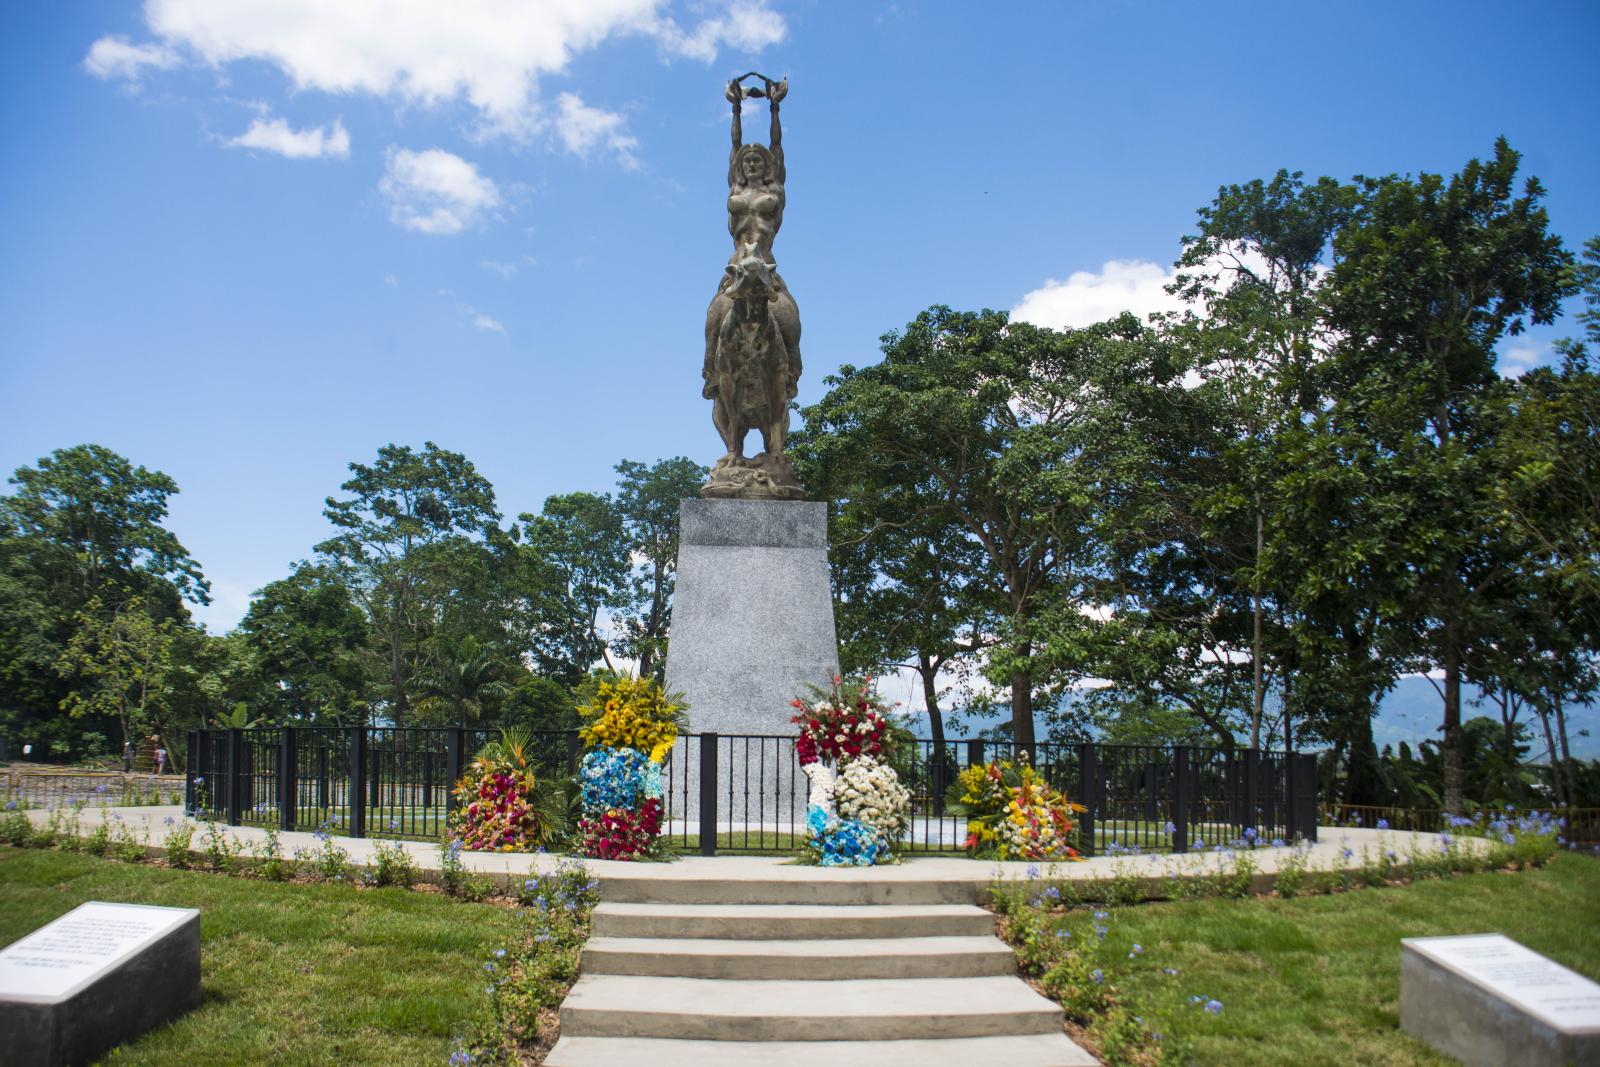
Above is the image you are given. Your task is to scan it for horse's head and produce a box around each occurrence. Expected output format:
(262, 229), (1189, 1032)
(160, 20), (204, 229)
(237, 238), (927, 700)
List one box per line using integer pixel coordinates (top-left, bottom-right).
(725, 254), (778, 304)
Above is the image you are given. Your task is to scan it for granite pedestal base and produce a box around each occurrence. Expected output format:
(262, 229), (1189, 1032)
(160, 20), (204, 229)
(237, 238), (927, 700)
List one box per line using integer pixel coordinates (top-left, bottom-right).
(1401, 934), (1600, 1067)
(0, 901), (200, 1066)
(664, 498), (840, 827)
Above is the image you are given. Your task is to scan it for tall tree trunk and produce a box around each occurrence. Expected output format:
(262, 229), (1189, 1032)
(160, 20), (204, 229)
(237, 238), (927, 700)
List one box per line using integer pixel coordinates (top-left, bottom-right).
(1011, 667), (1036, 763)
(1534, 702), (1567, 810)
(390, 626), (408, 728)
(1344, 708), (1382, 806)
(1442, 640), (1464, 814)
(919, 652), (946, 751)
(1553, 693), (1574, 804)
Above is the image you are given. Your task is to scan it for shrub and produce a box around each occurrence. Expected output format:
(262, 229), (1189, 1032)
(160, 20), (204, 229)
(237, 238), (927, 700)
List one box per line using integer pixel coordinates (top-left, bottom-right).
(364, 839), (418, 888)
(162, 818), (196, 868)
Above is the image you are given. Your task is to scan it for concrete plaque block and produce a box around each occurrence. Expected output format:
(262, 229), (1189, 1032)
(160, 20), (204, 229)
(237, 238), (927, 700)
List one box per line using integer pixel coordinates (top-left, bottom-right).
(665, 498), (839, 826)
(0, 901), (201, 1065)
(1401, 934), (1600, 1067)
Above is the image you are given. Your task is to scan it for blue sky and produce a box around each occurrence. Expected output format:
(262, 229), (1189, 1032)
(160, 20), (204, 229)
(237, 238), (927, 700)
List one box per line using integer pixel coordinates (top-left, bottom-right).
(3, 0), (1599, 655)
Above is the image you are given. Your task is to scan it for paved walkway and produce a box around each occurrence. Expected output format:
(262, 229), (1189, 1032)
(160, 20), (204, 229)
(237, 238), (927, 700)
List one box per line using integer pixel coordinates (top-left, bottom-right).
(23, 805), (1457, 889)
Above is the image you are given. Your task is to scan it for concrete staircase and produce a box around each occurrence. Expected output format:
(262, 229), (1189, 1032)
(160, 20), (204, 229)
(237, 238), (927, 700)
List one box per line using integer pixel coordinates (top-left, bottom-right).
(545, 873), (1097, 1066)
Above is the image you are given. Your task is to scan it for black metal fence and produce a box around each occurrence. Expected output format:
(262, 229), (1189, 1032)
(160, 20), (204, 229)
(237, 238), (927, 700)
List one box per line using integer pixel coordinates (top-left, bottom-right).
(186, 727), (1317, 856)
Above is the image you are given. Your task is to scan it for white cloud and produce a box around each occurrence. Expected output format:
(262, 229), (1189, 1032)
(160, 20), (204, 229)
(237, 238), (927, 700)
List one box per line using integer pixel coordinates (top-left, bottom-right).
(1498, 341), (1546, 377)
(480, 259), (519, 278)
(383, 273), (399, 287)
(379, 147), (501, 234)
(226, 116), (350, 159)
(553, 92), (639, 167)
(96, 0), (785, 149)
(473, 313), (508, 335)
(1013, 259), (1188, 330)
(83, 35), (179, 80)
(646, 0), (787, 61)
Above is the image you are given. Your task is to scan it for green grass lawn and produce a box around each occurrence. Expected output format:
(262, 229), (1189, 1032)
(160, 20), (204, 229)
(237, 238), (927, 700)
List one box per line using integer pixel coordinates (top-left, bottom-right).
(0, 846), (520, 1065)
(1048, 854), (1600, 1065)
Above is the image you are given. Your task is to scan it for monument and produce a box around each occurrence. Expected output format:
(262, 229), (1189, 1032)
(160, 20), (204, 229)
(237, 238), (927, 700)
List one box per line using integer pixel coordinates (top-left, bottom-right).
(666, 74), (840, 829)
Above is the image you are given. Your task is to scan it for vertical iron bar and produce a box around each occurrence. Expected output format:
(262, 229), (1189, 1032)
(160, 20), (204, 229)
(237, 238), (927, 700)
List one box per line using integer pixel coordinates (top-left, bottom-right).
(966, 739), (984, 770)
(699, 733), (718, 857)
(566, 730), (581, 779)
(226, 728), (243, 826)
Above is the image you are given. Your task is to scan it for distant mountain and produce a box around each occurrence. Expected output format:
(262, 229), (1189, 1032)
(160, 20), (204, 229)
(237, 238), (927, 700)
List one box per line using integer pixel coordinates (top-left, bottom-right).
(1371, 676), (1598, 762)
(918, 676), (1598, 760)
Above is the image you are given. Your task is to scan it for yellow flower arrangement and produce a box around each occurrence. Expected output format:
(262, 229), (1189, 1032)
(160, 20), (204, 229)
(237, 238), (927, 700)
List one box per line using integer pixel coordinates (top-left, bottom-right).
(577, 676), (685, 761)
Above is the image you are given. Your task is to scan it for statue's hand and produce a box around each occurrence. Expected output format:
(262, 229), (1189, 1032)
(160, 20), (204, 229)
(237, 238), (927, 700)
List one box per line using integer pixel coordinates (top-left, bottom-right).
(725, 81), (743, 104)
(702, 380), (718, 400)
(766, 78), (787, 104)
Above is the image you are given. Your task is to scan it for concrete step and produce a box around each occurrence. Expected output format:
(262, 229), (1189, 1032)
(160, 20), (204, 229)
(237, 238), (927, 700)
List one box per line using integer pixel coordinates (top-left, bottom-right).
(545, 1033), (1099, 1066)
(591, 902), (994, 940)
(598, 874), (979, 906)
(582, 934), (1017, 980)
(558, 974), (1064, 1041)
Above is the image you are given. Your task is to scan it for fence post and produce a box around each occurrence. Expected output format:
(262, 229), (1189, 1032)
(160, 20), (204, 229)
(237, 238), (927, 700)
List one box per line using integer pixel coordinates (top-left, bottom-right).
(1077, 742), (1097, 857)
(349, 726), (367, 838)
(279, 727), (298, 831)
(931, 741), (947, 818)
(699, 733), (719, 857)
(966, 739), (985, 769)
(422, 751), (434, 810)
(1243, 749), (1260, 836)
(1172, 745), (1190, 854)
(225, 728), (243, 825)
(446, 727), (464, 817)
(1292, 752), (1318, 842)
(566, 730), (582, 779)
(184, 730), (198, 815)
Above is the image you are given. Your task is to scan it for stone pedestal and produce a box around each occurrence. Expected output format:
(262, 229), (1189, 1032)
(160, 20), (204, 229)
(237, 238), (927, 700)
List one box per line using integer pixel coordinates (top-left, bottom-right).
(0, 901), (201, 1065)
(664, 498), (839, 830)
(1401, 934), (1600, 1067)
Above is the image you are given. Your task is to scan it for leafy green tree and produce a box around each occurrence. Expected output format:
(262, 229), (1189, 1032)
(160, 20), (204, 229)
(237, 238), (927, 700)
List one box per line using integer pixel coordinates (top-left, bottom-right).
(317, 443), (499, 726)
(612, 457), (707, 680)
(1322, 139), (1575, 811)
(55, 596), (173, 760)
(792, 415), (993, 751)
(1170, 170), (1356, 747)
(0, 444), (206, 758)
(413, 633), (511, 725)
(1, 444), (208, 610)
(804, 308), (1152, 753)
(519, 492), (629, 686)
(236, 562), (370, 725)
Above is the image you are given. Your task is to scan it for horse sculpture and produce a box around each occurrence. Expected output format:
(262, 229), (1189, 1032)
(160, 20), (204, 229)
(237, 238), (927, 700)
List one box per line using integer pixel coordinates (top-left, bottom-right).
(701, 253), (803, 499)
